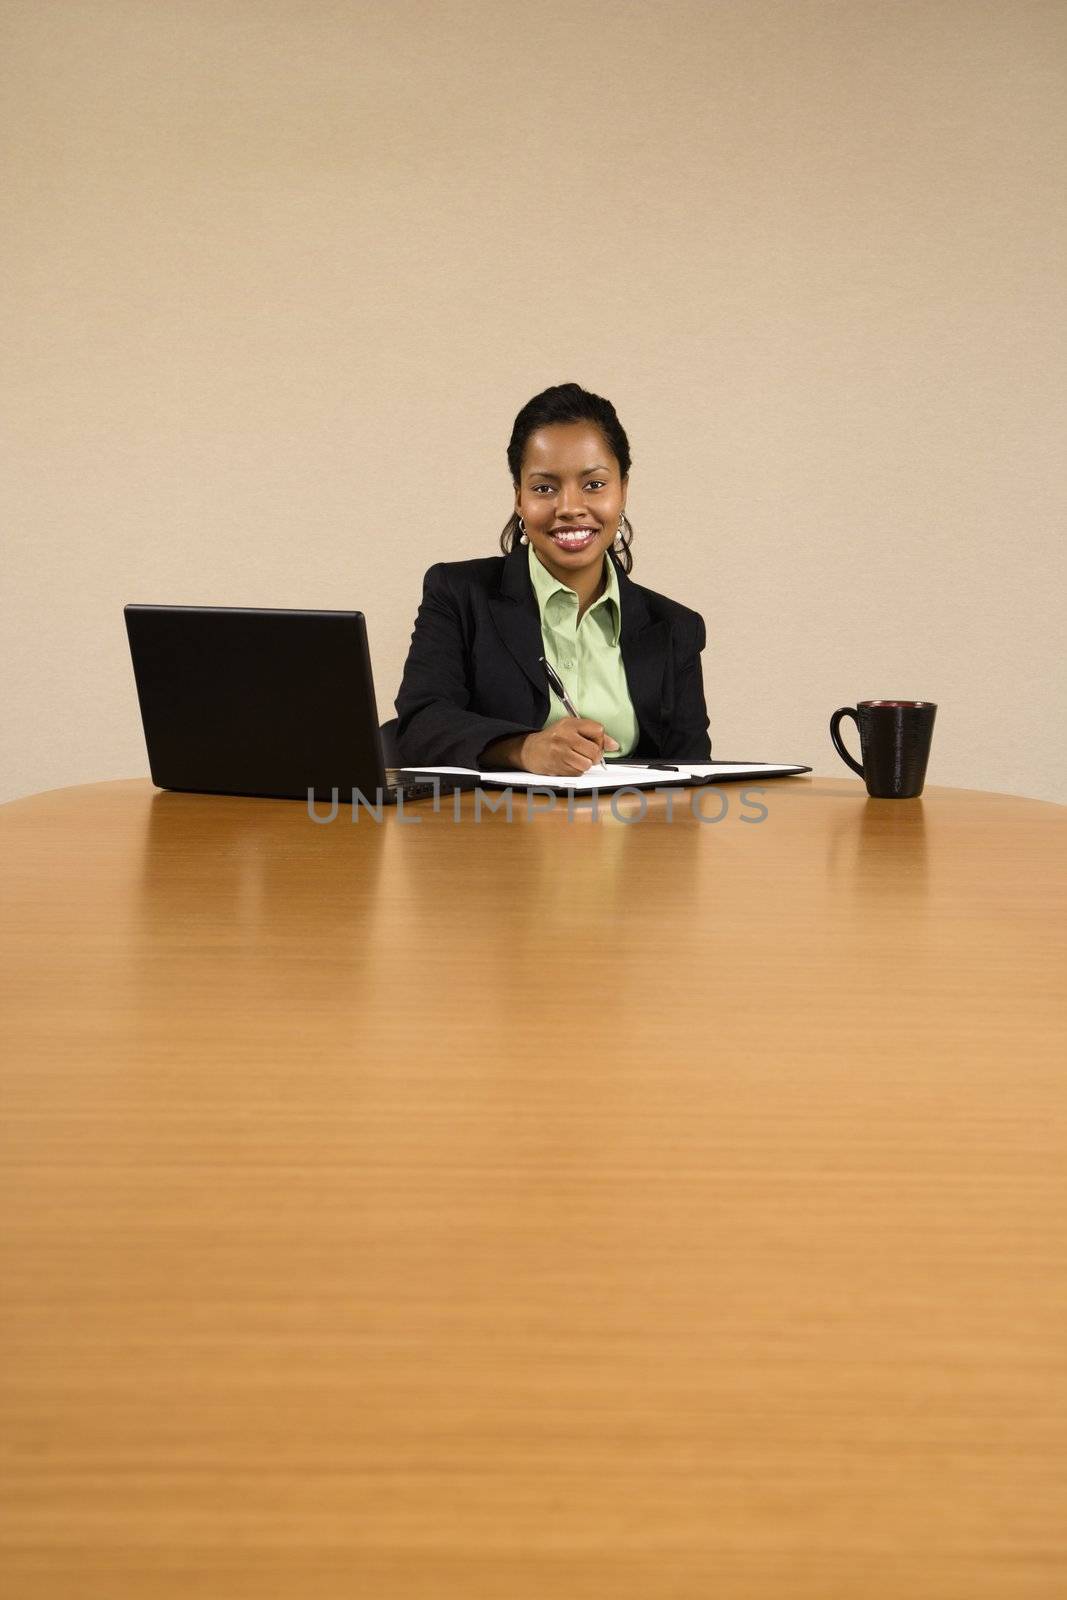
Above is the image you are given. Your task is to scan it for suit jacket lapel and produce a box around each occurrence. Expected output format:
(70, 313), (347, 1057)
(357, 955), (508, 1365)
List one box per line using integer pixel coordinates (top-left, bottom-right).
(488, 543), (548, 700)
(615, 560), (667, 747)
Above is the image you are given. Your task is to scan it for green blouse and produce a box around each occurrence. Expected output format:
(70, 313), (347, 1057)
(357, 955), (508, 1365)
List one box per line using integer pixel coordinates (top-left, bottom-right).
(527, 543), (639, 759)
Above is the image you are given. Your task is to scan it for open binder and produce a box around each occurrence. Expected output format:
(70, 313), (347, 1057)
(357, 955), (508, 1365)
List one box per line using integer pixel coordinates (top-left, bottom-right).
(400, 760), (812, 793)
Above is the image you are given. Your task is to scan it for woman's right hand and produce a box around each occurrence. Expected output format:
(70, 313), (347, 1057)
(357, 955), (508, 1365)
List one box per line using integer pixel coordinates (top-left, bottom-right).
(519, 719), (620, 776)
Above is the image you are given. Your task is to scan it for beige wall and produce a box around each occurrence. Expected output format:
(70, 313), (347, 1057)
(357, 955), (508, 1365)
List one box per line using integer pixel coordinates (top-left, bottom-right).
(2, 0), (1064, 806)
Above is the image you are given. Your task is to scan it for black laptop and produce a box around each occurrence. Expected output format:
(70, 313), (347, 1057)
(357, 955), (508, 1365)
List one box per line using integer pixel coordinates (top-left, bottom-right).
(124, 604), (444, 804)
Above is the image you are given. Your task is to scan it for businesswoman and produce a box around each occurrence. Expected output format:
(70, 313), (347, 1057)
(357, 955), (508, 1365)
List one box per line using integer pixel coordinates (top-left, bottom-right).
(394, 382), (712, 776)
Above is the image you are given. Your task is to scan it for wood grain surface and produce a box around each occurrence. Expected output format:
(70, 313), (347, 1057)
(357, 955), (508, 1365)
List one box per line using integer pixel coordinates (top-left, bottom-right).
(1, 776), (1065, 1598)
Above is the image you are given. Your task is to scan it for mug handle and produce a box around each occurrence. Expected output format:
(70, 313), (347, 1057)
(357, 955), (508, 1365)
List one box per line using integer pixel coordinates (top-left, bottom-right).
(830, 706), (865, 777)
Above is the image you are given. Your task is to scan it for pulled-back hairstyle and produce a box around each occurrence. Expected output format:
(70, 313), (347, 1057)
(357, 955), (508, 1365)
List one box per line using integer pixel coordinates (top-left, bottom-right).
(500, 382), (635, 573)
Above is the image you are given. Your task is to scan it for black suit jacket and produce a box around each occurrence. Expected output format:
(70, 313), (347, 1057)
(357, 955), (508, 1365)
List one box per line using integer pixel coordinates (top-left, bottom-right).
(394, 543), (711, 769)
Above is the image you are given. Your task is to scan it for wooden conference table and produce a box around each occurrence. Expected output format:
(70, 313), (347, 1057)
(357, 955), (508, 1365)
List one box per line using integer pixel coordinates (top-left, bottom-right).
(1, 775), (1065, 1599)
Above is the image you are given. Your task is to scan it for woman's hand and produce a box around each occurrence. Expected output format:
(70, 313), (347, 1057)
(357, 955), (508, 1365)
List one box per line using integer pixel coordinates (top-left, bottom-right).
(519, 719), (620, 776)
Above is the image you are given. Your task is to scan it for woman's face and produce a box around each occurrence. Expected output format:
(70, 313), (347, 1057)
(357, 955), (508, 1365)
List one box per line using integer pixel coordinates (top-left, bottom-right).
(514, 421), (627, 586)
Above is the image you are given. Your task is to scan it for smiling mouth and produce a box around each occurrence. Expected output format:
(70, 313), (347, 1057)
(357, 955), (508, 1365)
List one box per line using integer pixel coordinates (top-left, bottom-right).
(550, 527), (599, 551)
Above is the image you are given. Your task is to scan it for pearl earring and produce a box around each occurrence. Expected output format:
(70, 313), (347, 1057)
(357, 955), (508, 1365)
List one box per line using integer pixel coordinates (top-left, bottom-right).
(518, 516), (528, 545)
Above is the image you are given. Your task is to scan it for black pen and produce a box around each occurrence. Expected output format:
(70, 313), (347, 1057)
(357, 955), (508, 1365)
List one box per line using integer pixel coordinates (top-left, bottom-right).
(539, 655), (581, 720)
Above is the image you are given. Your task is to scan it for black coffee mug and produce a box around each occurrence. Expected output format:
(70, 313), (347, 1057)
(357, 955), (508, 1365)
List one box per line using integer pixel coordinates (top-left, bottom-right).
(830, 700), (937, 798)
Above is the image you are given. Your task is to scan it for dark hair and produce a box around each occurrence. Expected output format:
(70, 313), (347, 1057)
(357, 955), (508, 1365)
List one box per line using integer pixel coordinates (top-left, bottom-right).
(500, 381), (635, 573)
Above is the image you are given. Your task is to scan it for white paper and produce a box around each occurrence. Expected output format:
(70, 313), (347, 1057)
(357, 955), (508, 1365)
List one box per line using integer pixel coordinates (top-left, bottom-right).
(399, 762), (667, 789)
